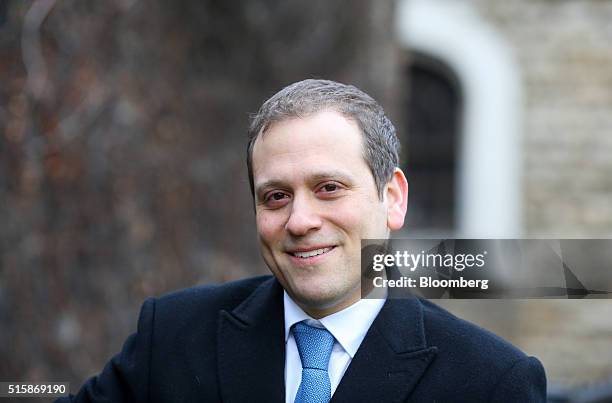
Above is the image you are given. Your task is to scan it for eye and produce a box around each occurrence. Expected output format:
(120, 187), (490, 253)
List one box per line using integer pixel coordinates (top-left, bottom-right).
(270, 192), (287, 200)
(321, 183), (338, 192)
(263, 191), (290, 207)
(317, 182), (344, 197)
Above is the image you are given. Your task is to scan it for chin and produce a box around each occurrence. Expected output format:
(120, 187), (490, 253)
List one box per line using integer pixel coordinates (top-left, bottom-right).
(291, 284), (354, 312)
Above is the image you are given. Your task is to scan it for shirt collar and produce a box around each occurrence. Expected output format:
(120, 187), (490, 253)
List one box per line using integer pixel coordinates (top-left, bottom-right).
(283, 291), (386, 358)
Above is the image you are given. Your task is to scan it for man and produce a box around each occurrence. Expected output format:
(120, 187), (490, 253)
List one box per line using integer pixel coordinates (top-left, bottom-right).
(59, 79), (546, 402)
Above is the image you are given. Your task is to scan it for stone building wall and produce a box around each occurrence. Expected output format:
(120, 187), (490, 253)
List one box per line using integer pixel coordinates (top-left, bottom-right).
(436, 0), (612, 386)
(473, 0), (612, 235)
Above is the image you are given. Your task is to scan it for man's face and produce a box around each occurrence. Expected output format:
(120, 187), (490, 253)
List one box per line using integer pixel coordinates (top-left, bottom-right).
(252, 110), (393, 317)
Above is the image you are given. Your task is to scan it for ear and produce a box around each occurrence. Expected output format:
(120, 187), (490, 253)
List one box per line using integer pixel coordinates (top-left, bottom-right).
(384, 168), (409, 231)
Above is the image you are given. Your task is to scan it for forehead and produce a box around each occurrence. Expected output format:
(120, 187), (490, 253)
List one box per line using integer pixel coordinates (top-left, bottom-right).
(251, 110), (370, 183)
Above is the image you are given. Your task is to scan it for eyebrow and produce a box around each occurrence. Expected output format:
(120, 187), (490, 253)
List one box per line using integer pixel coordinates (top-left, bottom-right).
(254, 170), (356, 199)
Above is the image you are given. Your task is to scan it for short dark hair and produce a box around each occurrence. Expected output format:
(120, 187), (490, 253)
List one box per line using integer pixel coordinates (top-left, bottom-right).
(247, 79), (400, 198)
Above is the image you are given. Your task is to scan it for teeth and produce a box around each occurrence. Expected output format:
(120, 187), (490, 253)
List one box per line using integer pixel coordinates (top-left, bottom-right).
(293, 247), (332, 258)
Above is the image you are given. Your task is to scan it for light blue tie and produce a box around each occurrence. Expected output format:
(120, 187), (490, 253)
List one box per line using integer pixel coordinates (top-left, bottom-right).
(293, 322), (335, 403)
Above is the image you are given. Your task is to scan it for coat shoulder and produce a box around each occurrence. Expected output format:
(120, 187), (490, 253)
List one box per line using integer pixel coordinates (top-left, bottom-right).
(420, 299), (527, 363)
(413, 299), (546, 401)
(152, 275), (275, 327)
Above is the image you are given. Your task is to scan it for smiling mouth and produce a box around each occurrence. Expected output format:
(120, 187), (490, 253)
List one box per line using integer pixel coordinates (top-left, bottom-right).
(289, 246), (335, 259)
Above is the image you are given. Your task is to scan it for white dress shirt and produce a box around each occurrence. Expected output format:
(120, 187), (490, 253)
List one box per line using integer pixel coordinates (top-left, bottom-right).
(283, 291), (386, 403)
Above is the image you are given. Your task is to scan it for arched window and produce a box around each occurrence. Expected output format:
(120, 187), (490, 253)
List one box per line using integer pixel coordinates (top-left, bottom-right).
(403, 53), (461, 236)
(396, 0), (523, 237)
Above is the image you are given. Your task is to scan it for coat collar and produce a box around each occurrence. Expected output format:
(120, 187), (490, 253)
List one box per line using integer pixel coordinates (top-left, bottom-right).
(217, 277), (437, 403)
(217, 277), (286, 403)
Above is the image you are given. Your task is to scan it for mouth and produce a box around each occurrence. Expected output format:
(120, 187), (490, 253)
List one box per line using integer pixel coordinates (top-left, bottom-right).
(289, 246), (335, 259)
(286, 246), (337, 264)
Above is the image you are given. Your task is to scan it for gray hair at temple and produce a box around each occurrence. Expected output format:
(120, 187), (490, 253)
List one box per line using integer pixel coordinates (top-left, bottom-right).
(246, 79), (400, 199)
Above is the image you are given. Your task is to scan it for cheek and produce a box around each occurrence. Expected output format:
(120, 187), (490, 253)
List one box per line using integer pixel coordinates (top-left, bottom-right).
(334, 204), (387, 238)
(329, 209), (364, 236)
(256, 213), (284, 243)
(327, 197), (378, 235)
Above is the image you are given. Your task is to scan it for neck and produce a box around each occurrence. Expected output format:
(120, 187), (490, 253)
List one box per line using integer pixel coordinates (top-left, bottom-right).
(298, 289), (362, 319)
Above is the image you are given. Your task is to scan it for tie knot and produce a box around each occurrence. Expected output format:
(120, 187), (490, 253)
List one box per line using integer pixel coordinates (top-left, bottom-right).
(293, 322), (335, 370)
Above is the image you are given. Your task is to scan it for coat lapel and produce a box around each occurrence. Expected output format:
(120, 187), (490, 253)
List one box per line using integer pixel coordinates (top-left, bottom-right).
(331, 297), (438, 403)
(217, 277), (286, 403)
(216, 277), (436, 403)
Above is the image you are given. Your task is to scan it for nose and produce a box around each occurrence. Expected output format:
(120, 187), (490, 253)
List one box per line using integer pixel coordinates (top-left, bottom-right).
(285, 193), (322, 236)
